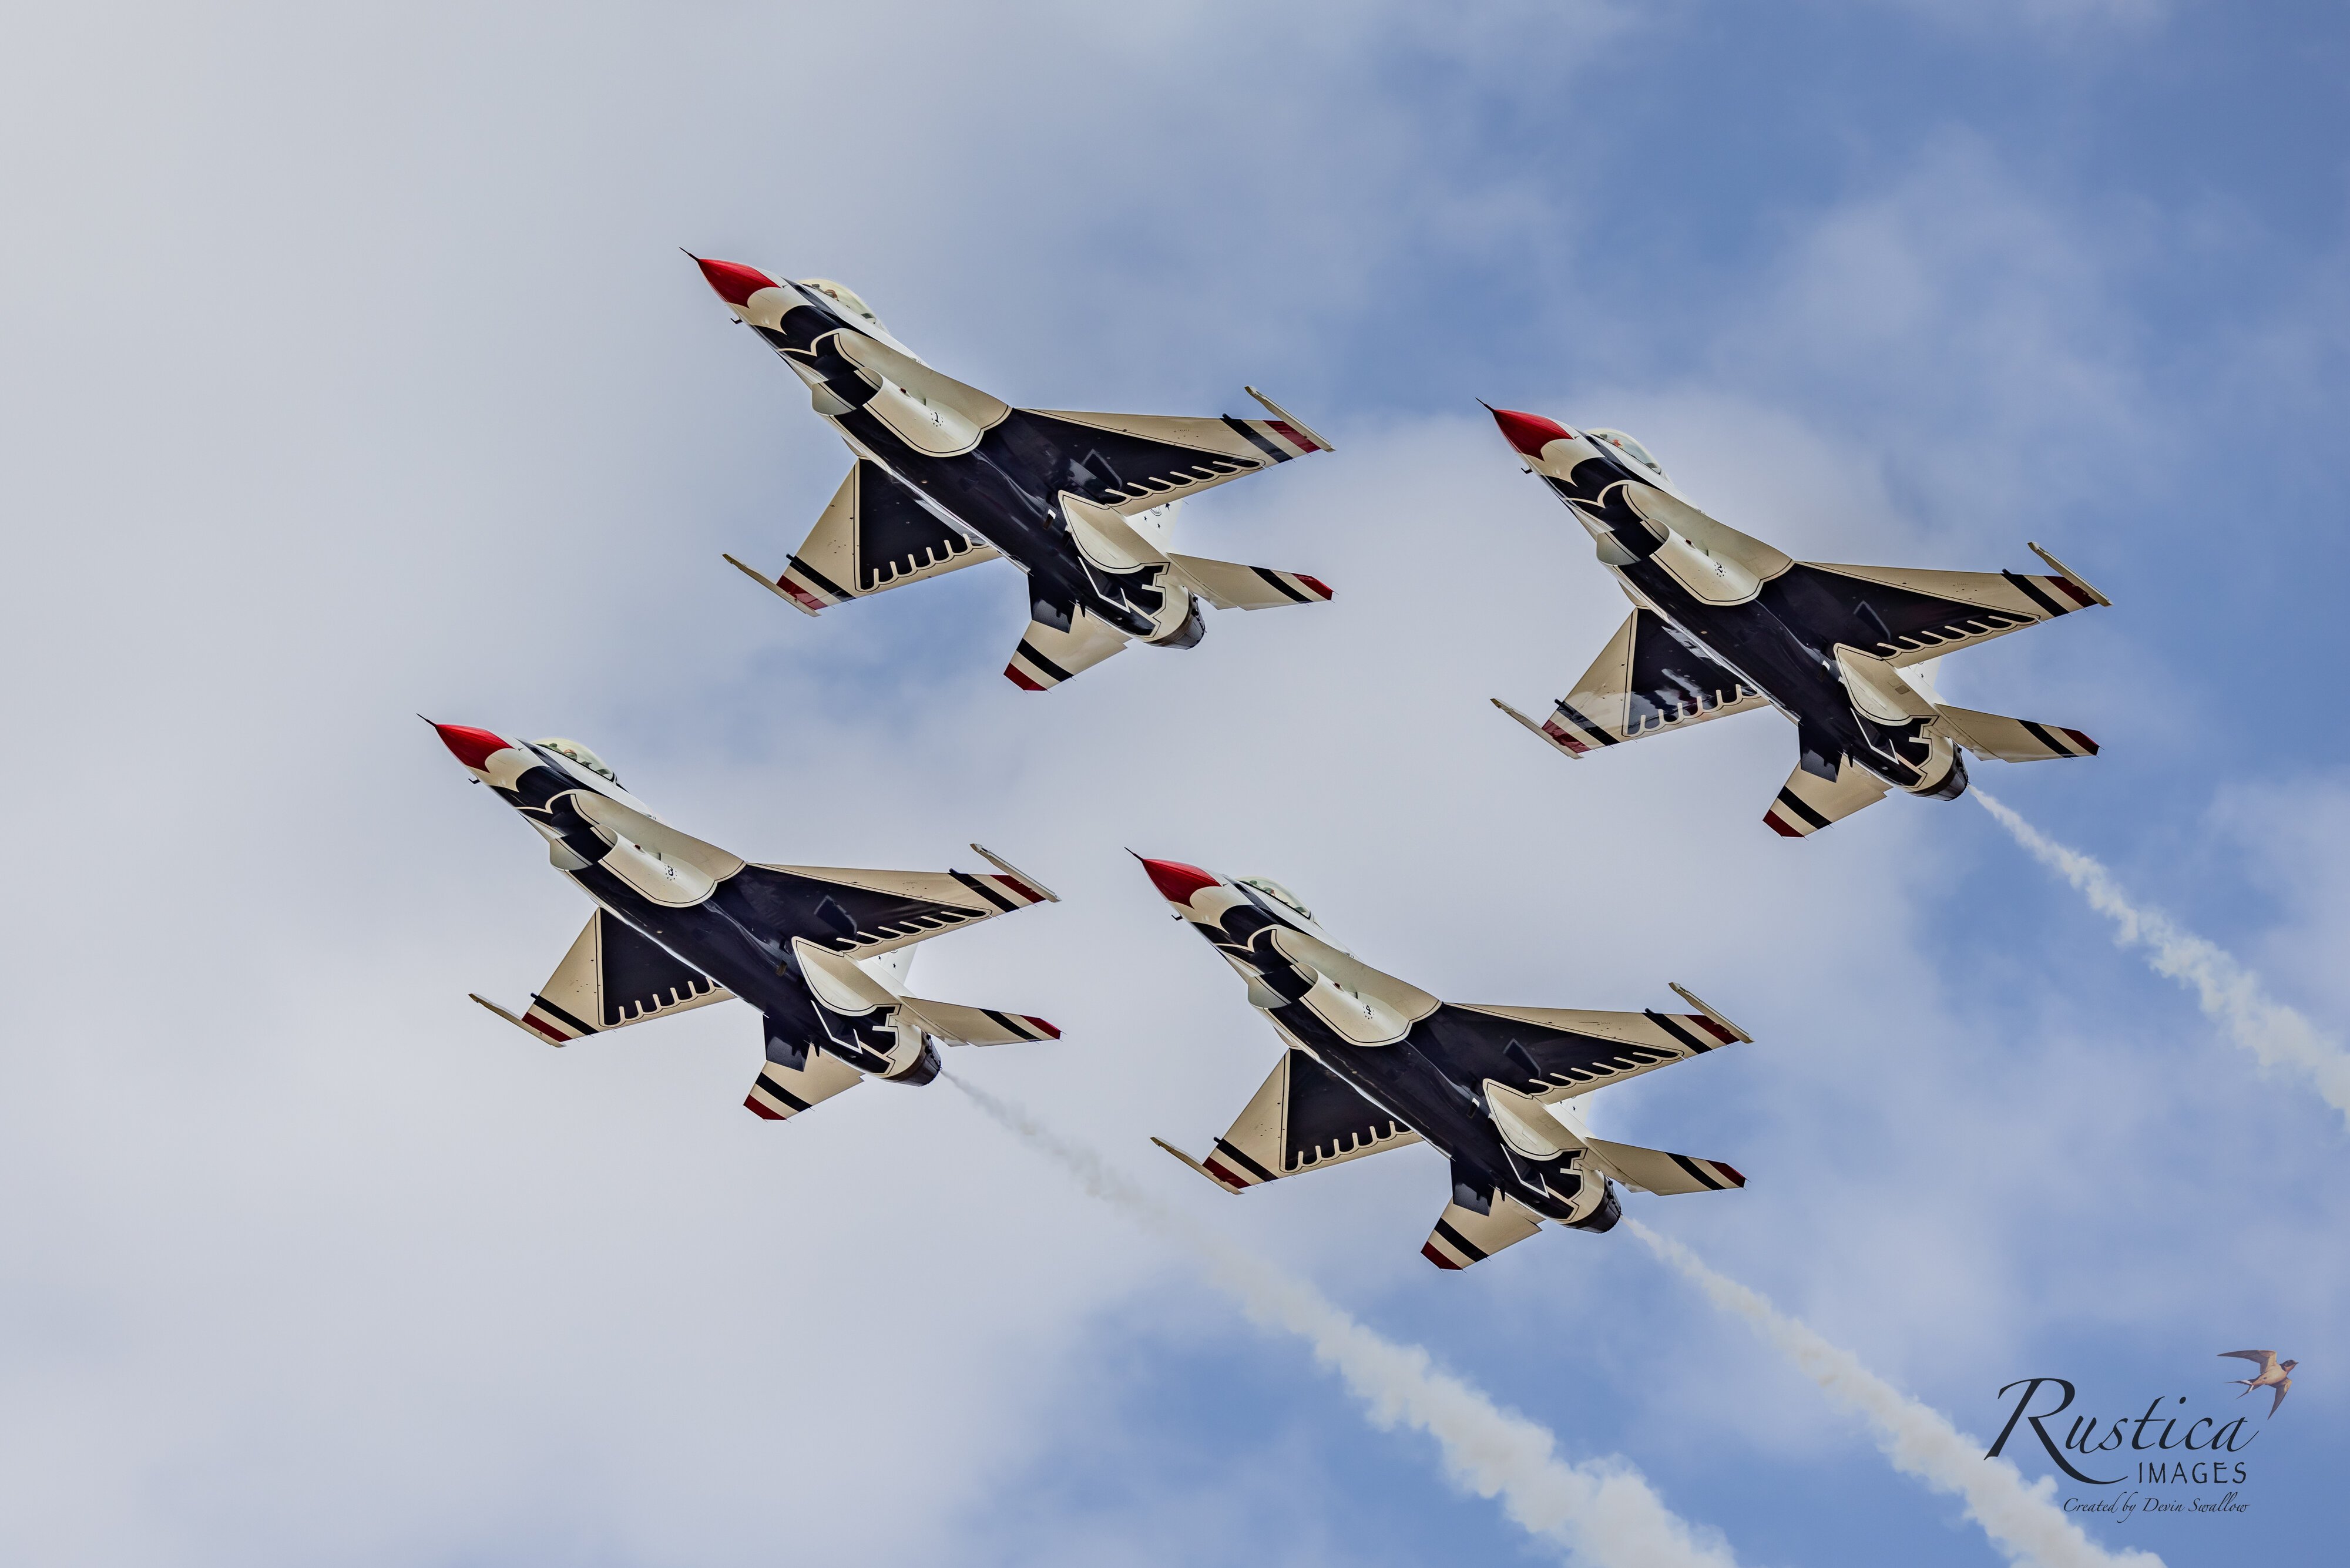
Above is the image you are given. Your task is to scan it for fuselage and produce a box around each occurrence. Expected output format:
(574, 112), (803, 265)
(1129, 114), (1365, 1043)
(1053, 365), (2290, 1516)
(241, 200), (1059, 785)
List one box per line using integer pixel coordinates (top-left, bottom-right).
(443, 728), (935, 1084)
(1518, 419), (1966, 798)
(1194, 882), (1617, 1230)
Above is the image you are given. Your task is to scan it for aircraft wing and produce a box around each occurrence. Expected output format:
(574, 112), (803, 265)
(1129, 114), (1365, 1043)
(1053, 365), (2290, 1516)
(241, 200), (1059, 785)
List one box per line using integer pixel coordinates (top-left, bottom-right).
(730, 459), (1000, 614)
(1015, 399), (1328, 518)
(730, 854), (1056, 961)
(1427, 999), (1749, 1100)
(1780, 548), (2107, 669)
(1156, 1048), (1421, 1192)
(1497, 607), (1771, 757)
(471, 908), (733, 1045)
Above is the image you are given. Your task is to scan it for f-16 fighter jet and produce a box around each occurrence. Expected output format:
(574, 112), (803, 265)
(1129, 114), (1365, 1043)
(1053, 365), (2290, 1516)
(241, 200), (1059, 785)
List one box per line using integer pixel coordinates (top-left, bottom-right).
(1484, 408), (2111, 838)
(432, 722), (1059, 1120)
(689, 256), (1334, 690)
(1139, 858), (1751, 1270)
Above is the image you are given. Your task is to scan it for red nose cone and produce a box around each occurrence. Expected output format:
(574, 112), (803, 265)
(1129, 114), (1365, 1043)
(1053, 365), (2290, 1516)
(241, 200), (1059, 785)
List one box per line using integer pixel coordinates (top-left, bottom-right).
(1137, 857), (1222, 907)
(1489, 407), (1573, 458)
(434, 723), (514, 771)
(692, 255), (779, 307)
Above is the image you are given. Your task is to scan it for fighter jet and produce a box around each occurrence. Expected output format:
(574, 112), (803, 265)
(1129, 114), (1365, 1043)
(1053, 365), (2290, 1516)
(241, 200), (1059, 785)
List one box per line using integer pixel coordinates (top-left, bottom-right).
(1139, 858), (1752, 1270)
(690, 257), (1335, 690)
(1484, 408), (2111, 837)
(432, 722), (1059, 1120)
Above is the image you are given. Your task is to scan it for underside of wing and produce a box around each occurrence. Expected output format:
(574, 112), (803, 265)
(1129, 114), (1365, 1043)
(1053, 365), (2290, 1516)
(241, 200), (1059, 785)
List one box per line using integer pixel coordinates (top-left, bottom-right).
(1422, 1193), (1545, 1270)
(1169, 1049), (1421, 1192)
(472, 908), (732, 1045)
(1501, 607), (1768, 758)
(1778, 555), (2104, 667)
(1428, 1001), (1747, 1101)
(1012, 405), (1325, 516)
(735, 460), (1000, 614)
(1762, 756), (1892, 838)
(727, 860), (1052, 960)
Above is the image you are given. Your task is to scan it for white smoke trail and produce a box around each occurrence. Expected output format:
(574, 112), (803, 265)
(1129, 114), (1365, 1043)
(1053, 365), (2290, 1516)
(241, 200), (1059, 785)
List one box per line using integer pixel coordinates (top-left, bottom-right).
(1626, 1219), (2161, 1568)
(950, 1077), (1739, 1568)
(1975, 788), (2350, 1127)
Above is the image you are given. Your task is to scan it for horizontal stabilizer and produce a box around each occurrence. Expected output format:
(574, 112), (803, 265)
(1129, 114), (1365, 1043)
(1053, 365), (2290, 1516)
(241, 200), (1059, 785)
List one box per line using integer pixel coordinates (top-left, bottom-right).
(894, 995), (1060, 1046)
(474, 909), (733, 1045)
(1580, 1137), (1746, 1196)
(1166, 553), (1334, 612)
(1422, 1193), (1545, 1270)
(1006, 608), (1129, 691)
(1763, 756), (1890, 838)
(1935, 705), (2100, 763)
(745, 1041), (863, 1122)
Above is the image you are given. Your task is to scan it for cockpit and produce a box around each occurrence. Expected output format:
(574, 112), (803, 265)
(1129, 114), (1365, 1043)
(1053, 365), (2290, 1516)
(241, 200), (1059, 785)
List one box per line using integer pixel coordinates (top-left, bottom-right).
(797, 278), (888, 335)
(1236, 877), (1314, 923)
(534, 738), (620, 785)
(1585, 428), (1666, 481)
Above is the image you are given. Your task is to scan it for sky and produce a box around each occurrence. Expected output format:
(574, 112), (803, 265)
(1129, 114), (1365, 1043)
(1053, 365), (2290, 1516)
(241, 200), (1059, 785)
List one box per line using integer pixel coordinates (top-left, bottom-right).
(1, 2), (2345, 1564)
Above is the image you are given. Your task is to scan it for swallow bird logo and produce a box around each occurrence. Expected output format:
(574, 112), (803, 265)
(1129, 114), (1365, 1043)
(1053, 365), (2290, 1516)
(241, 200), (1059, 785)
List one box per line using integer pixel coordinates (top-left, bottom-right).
(2218, 1351), (2297, 1417)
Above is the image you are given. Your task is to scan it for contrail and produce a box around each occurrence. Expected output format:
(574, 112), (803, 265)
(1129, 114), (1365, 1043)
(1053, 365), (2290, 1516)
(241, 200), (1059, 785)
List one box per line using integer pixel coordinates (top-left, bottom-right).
(1627, 1220), (2161, 1568)
(950, 1076), (1739, 1568)
(1975, 788), (2350, 1128)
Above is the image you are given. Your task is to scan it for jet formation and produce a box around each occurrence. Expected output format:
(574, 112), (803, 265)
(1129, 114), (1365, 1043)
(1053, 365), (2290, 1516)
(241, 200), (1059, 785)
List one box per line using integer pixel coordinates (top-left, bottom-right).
(432, 723), (1058, 1120)
(1139, 857), (1751, 1269)
(1485, 408), (2110, 837)
(690, 257), (1335, 690)
(431, 301), (2120, 1274)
